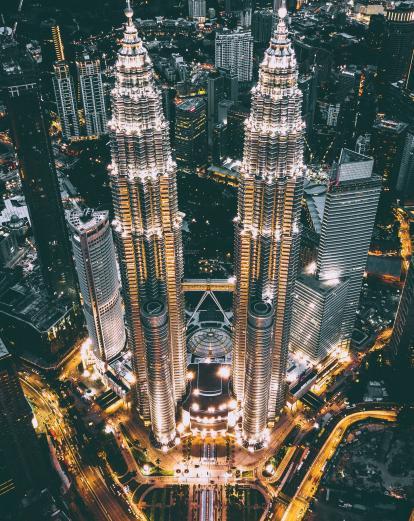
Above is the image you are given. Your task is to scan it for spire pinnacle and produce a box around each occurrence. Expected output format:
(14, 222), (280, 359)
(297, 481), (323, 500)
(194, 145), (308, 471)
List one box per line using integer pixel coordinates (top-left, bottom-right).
(278, 0), (287, 20)
(124, 0), (133, 24)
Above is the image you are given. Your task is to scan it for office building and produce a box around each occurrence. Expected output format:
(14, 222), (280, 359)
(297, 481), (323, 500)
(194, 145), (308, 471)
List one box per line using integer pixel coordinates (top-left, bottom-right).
(371, 118), (408, 190)
(233, 5), (306, 427)
(67, 209), (126, 365)
(0, 338), (43, 506)
(1, 45), (78, 301)
(215, 28), (254, 83)
(316, 149), (381, 342)
(252, 9), (274, 44)
(109, 5), (185, 434)
(207, 68), (238, 145)
(227, 103), (250, 160)
(389, 256), (414, 367)
(52, 60), (80, 140)
(290, 274), (349, 362)
(175, 97), (208, 173)
(76, 54), (108, 138)
(380, 2), (414, 85)
(188, 0), (206, 21)
(396, 128), (414, 200)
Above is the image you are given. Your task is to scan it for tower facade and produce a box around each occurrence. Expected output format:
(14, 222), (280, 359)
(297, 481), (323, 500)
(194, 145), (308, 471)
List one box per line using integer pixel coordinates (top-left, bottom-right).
(233, 5), (306, 424)
(67, 209), (126, 364)
(242, 301), (274, 447)
(76, 54), (108, 138)
(2, 45), (78, 301)
(108, 5), (186, 431)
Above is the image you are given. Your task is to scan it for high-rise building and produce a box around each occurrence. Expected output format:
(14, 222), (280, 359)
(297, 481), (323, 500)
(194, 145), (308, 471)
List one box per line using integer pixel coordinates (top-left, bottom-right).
(108, 4), (185, 438)
(252, 9), (274, 44)
(1, 45), (78, 301)
(227, 102), (250, 160)
(207, 68), (238, 145)
(389, 256), (414, 367)
(0, 338), (43, 507)
(290, 274), (349, 362)
(380, 2), (414, 85)
(188, 0), (206, 21)
(52, 60), (80, 141)
(215, 28), (254, 83)
(371, 118), (408, 191)
(225, 0), (253, 27)
(396, 128), (414, 200)
(233, 5), (306, 436)
(175, 97), (208, 173)
(76, 54), (108, 138)
(67, 209), (126, 365)
(316, 149), (381, 342)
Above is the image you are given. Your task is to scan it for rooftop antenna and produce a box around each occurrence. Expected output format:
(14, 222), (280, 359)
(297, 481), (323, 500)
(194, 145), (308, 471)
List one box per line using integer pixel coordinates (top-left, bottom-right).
(12, 0), (24, 37)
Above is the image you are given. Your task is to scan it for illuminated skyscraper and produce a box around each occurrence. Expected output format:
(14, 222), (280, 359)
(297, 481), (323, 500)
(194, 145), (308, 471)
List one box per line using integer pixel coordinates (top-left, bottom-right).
(233, 4), (305, 429)
(109, 3), (185, 435)
(67, 209), (126, 365)
(316, 150), (381, 343)
(76, 54), (108, 138)
(53, 60), (80, 140)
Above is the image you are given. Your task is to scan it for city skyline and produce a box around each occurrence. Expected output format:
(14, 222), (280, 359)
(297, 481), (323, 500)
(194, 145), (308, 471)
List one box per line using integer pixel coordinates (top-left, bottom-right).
(0, 0), (414, 519)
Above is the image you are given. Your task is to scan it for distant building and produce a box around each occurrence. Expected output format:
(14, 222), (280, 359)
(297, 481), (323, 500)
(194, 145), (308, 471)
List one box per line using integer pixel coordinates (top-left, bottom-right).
(227, 102), (249, 160)
(207, 68), (238, 145)
(175, 97), (208, 173)
(371, 118), (408, 190)
(380, 2), (414, 85)
(252, 9), (274, 44)
(215, 28), (254, 83)
(188, 0), (206, 21)
(0, 338), (44, 507)
(389, 256), (414, 367)
(67, 209), (126, 365)
(355, 133), (371, 155)
(0, 227), (19, 267)
(76, 54), (108, 138)
(52, 60), (80, 140)
(396, 128), (414, 200)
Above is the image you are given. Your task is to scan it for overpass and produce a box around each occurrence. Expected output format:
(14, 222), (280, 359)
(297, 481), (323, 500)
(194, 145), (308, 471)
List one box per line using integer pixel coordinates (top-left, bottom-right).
(182, 278), (235, 292)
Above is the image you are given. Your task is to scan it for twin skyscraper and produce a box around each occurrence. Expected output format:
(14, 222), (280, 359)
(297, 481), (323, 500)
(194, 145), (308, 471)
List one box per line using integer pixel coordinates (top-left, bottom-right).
(107, 2), (307, 449)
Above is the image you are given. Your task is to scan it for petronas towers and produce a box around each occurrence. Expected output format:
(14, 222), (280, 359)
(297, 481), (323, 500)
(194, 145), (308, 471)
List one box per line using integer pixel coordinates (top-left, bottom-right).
(109, 3), (305, 447)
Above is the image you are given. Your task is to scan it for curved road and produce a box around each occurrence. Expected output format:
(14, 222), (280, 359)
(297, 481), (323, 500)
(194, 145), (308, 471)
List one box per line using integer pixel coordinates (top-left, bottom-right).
(281, 409), (397, 521)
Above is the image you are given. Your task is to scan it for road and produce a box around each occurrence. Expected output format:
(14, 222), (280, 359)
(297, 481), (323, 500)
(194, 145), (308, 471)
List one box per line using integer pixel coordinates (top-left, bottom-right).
(280, 409), (397, 521)
(21, 374), (135, 521)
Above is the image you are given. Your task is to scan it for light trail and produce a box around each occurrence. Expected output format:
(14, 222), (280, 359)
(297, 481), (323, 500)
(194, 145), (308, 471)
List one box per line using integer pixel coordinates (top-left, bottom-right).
(21, 377), (114, 521)
(281, 409), (397, 521)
